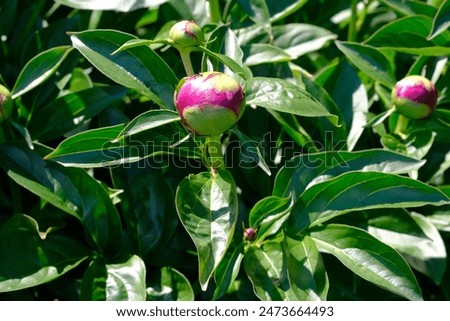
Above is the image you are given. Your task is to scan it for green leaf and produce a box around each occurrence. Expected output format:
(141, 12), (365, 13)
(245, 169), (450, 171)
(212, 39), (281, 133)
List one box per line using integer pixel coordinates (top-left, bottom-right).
(242, 43), (292, 66)
(236, 0), (272, 39)
(45, 123), (198, 168)
(256, 23), (336, 58)
(231, 127), (271, 176)
(0, 143), (123, 256)
(28, 86), (128, 141)
(288, 171), (450, 234)
(115, 110), (180, 140)
(147, 267), (194, 301)
(365, 16), (450, 56)
(335, 41), (396, 88)
(244, 77), (340, 126)
(284, 236), (329, 300)
(54, 0), (168, 12)
(0, 215), (90, 293)
(267, 0), (308, 22)
(106, 255), (147, 301)
(213, 243), (244, 300)
(249, 195), (293, 242)
(273, 149), (426, 199)
(11, 46), (73, 99)
(111, 164), (178, 259)
(310, 224), (422, 301)
(175, 170), (238, 290)
(369, 211), (447, 284)
(112, 39), (170, 55)
(80, 257), (107, 301)
(428, 0), (450, 40)
(244, 241), (296, 300)
(199, 46), (252, 80)
(70, 30), (178, 109)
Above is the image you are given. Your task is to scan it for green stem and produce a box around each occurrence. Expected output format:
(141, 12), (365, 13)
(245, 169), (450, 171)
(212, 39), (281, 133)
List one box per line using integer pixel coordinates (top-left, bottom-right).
(208, 0), (221, 24)
(204, 134), (224, 172)
(348, 0), (358, 42)
(394, 114), (410, 139)
(180, 50), (195, 77)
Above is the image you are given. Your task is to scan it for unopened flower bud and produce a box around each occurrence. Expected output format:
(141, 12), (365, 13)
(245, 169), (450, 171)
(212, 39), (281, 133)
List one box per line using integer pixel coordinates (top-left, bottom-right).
(174, 72), (245, 136)
(243, 228), (256, 241)
(169, 20), (204, 49)
(392, 75), (437, 120)
(0, 85), (13, 125)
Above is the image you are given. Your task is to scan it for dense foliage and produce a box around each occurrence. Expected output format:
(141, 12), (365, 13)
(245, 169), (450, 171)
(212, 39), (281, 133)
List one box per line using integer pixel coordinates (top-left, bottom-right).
(1, 0), (450, 301)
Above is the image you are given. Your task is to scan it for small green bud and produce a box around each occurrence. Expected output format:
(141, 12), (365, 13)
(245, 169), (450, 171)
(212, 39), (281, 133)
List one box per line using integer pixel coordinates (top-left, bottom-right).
(0, 85), (13, 125)
(392, 75), (437, 120)
(169, 20), (204, 49)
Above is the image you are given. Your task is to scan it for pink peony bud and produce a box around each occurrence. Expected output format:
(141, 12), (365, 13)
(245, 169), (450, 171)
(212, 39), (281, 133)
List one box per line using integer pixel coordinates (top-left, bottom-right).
(0, 85), (13, 125)
(392, 75), (437, 120)
(243, 228), (256, 241)
(169, 20), (204, 49)
(174, 72), (245, 136)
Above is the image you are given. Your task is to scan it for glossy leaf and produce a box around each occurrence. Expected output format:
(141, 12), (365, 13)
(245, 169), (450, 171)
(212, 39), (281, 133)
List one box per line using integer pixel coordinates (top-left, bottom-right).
(106, 255), (147, 301)
(45, 123), (198, 168)
(80, 257), (107, 301)
(231, 127), (271, 176)
(112, 164), (178, 259)
(70, 30), (178, 109)
(0, 214), (90, 292)
(273, 149), (425, 199)
(335, 41), (396, 88)
(369, 211), (447, 284)
(11, 46), (73, 99)
(244, 241), (297, 300)
(249, 195), (293, 242)
(115, 109), (180, 140)
(288, 171), (450, 234)
(54, 0), (168, 12)
(257, 23), (336, 58)
(28, 86), (128, 141)
(244, 77), (340, 126)
(428, 0), (450, 40)
(213, 244), (244, 300)
(147, 267), (194, 301)
(365, 16), (450, 56)
(236, 0), (272, 39)
(310, 224), (422, 301)
(243, 43), (292, 66)
(0, 143), (122, 256)
(284, 236), (329, 300)
(175, 170), (238, 290)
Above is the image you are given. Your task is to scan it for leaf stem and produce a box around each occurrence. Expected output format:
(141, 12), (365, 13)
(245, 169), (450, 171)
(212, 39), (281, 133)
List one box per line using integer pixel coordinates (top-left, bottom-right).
(394, 114), (410, 139)
(348, 0), (358, 42)
(204, 134), (224, 172)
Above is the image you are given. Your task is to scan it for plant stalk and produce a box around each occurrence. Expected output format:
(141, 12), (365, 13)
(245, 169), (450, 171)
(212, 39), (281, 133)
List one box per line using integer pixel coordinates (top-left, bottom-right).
(204, 134), (224, 172)
(180, 50), (195, 77)
(208, 0), (221, 24)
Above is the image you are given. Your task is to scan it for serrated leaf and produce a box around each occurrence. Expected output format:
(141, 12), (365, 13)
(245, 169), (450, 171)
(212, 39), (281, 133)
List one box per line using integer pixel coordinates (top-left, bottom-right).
(175, 170), (238, 290)
(310, 224), (422, 301)
(11, 46), (73, 99)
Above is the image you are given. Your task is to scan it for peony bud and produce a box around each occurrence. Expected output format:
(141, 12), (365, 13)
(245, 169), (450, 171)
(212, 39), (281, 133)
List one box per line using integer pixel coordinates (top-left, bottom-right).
(243, 228), (256, 241)
(0, 85), (13, 125)
(174, 72), (245, 136)
(169, 20), (204, 49)
(391, 75), (437, 120)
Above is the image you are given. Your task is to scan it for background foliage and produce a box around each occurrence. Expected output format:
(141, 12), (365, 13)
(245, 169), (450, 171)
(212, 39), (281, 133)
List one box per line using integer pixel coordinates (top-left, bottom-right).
(0, 0), (450, 301)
